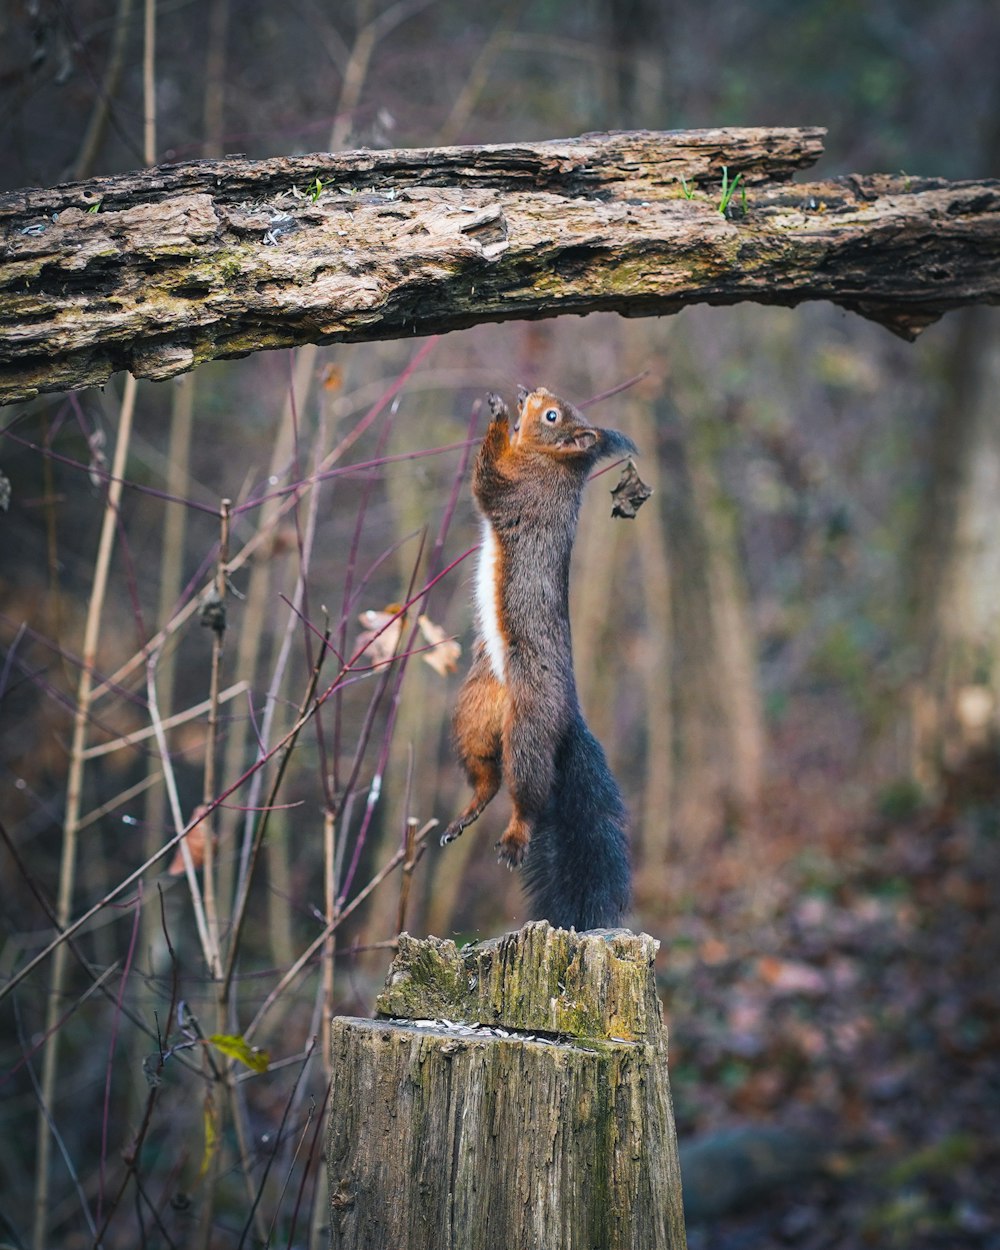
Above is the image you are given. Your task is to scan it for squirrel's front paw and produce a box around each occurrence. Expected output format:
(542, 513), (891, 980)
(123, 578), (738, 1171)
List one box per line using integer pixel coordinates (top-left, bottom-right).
(486, 392), (510, 423)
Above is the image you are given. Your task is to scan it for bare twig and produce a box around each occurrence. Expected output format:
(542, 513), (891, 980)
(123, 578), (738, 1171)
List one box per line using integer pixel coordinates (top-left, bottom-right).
(221, 625), (331, 1006)
(396, 810), (419, 938)
(243, 818), (436, 1042)
(579, 368), (652, 409)
(33, 371), (138, 1250)
(97, 889), (143, 1229)
(80, 681), (249, 759)
(320, 800), (337, 1079)
(90, 338), (440, 705)
(91, 886), (181, 1248)
(0, 549), (474, 1011)
(142, 0), (156, 166)
(202, 498), (232, 972)
(0, 817), (198, 1072)
(73, 0), (136, 180)
(16, 998), (98, 1243)
(146, 648), (219, 976)
(285, 1079), (331, 1250)
(223, 346), (319, 932)
(268, 1095), (316, 1248)
(2, 963), (119, 1090)
(237, 1039), (317, 1250)
(328, 0), (437, 151)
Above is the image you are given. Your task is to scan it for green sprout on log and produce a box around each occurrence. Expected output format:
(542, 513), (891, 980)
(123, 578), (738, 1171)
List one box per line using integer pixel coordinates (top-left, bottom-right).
(718, 165), (744, 216)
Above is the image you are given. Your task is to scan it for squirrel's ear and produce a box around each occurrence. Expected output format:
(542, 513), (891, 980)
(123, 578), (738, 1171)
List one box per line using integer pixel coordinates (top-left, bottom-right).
(569, 429), (599, 452)
(516, 386), (530, 410)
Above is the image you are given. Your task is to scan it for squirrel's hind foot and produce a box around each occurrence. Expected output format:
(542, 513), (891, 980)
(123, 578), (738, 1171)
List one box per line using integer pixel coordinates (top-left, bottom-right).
(440, 823), (464, 847)
(495, 821), (530, 869)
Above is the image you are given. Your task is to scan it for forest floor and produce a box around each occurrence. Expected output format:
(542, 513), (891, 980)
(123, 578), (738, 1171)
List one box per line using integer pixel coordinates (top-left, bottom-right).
(658, 782), (1000, 1250)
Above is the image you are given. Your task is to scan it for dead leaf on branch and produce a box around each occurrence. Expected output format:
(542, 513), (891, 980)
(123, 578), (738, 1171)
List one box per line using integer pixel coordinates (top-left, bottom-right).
(168, 802), (212, 874)
(611, 460), (653, 519)
(356, 606), (460, 675)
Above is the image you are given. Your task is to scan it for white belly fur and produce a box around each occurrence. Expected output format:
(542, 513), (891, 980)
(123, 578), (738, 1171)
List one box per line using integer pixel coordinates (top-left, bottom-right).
(476, 520), (506, 682)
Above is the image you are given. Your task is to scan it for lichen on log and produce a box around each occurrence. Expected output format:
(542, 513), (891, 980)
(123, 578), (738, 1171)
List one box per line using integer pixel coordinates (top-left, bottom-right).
(2, 126), (998, 405)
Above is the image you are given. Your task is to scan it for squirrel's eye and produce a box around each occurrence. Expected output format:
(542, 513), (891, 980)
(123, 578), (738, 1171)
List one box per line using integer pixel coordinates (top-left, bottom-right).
(543, 408), (559, 423)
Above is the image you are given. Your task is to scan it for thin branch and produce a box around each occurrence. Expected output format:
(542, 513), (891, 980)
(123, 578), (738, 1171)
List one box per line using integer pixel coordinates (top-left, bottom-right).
(142, 0), (157, 166)
(243, 819), (436, 1042)
(77, 771), (161, 830)
(91, 885), (182, 1248)
(72, 0), (138, 180)
(15, 997), (98, 1243)
(1, 963), (119, 1090)
(97, 889), (143, 1230)
(270, 1097), (315, 1248)
(146, 649), (219, 977)
(89, 337), (440, 702)
(0, 816), (198, 1073)
(237, 1039), (317, 1250)
(286, 1079), (331, 1250)
(0, 548), (474, 1010)
(202, 498), (232, 975)
(80, 681), (249, 759)
(33, 370), (138, 1250)
(220, 625), (331, 1006)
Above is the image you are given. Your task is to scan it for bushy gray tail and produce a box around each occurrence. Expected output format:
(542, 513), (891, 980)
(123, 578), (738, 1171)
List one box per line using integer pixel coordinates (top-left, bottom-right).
(521, 712), (631, 930)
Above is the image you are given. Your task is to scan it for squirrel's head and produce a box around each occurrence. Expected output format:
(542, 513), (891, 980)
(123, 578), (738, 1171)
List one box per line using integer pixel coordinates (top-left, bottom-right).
(510, 386), (637, 464)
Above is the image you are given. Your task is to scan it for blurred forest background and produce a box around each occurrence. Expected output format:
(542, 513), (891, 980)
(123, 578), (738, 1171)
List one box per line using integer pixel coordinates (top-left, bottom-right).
(1, 1), (999, 1247)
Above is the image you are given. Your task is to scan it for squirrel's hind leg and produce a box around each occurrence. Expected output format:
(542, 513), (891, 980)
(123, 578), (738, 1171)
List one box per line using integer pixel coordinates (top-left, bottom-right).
(496, 686), (562, 868)
(441, 650), (504, 846)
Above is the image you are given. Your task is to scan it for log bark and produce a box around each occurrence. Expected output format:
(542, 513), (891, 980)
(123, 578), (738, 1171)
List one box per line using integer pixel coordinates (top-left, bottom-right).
(326, 921), (686, 1250)
(1, 126), (998, 406)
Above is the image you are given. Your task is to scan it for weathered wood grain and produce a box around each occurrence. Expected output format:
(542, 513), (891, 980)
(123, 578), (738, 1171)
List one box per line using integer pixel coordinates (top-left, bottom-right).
(2, 127), (997, 406)
(327, 921), (686, 1250)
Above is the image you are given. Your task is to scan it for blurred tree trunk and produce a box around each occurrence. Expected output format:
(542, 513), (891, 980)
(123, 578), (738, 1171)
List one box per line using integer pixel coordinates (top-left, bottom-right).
(660, 394), (764, 851)
(624, 376), (674, 885)
(906, 98), (1000, 797)
(907, 306), (1000, 794)
(602, 0), (666, 129)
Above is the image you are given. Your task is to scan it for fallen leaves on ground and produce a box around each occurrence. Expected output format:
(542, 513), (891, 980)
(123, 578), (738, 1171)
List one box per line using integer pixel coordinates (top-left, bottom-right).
(658, 800), (1000, 1249)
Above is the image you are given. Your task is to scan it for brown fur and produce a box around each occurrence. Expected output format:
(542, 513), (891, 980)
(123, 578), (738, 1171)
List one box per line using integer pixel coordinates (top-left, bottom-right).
(442, 387), (636, 871)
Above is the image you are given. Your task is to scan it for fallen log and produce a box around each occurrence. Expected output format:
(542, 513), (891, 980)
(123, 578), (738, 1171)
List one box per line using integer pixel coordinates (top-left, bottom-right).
(1, 126), (998, 405)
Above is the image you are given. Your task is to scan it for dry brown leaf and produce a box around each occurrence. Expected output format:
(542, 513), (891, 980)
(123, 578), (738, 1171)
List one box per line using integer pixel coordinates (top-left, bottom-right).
(356, 607), (460, 676)
(168, 803), (212, 875)
(417, 614), (461, 675)
(610, 460), (652, 519)
(355, 608), (404, 668)
(320, 363), (343, 391)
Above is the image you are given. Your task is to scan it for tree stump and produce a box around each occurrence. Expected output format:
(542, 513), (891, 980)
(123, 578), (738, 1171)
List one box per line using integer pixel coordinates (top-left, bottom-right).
(327, 921), (686, 1250)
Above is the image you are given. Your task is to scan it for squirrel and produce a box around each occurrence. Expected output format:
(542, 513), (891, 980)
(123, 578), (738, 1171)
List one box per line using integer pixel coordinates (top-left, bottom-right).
(441, 386), (634, 930)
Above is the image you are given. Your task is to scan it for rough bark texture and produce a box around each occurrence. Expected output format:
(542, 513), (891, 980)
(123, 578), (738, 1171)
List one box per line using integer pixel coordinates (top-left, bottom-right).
(327, 921), (686, 1250)
(2, 126), (998, 406)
